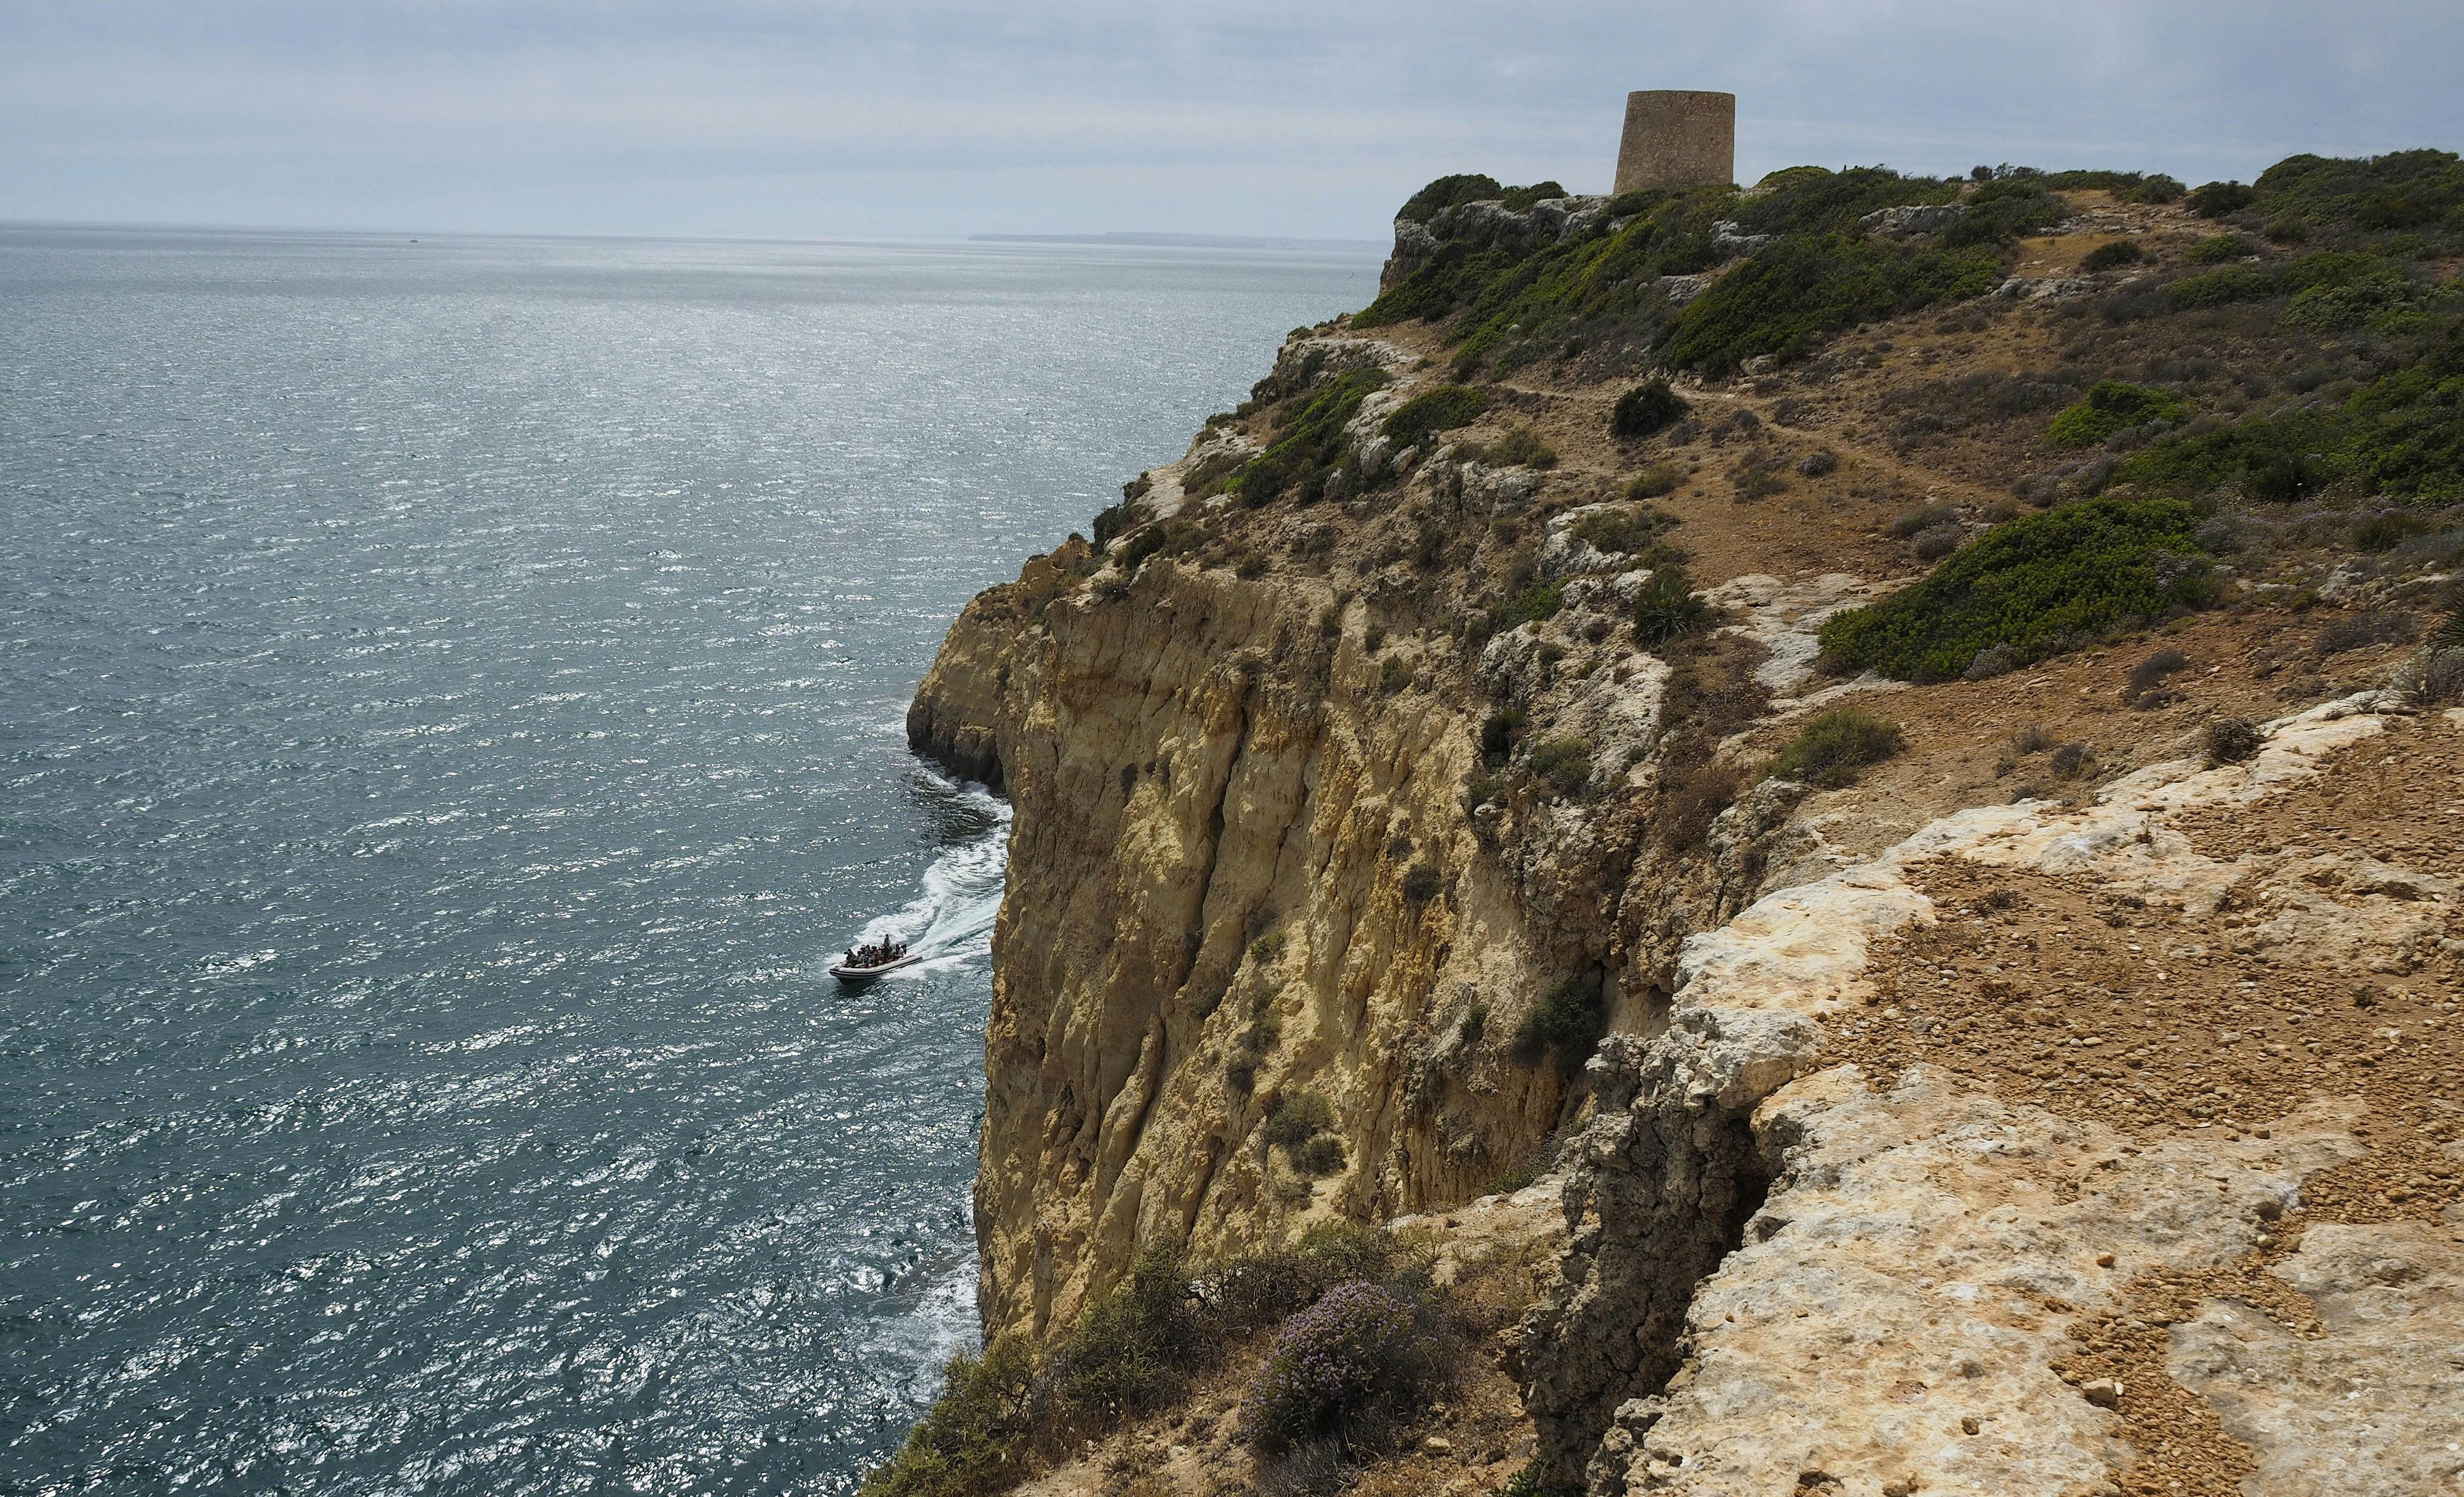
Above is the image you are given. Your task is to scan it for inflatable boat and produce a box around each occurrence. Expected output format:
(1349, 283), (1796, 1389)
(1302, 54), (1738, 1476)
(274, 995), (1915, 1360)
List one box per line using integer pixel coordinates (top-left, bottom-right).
(828, 952), (920, 983)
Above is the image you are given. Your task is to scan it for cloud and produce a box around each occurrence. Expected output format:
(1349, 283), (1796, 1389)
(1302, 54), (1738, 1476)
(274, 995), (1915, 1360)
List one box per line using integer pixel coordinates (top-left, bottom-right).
(0, 1), (2457, 236)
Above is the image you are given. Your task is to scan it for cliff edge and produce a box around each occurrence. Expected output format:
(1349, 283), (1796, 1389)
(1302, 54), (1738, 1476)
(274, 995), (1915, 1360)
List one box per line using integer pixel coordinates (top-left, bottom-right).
(893, 154), (2464, 1497)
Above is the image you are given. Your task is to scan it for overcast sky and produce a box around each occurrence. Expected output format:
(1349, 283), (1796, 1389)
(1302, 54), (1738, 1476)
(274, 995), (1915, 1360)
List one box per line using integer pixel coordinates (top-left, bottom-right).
(4, 1), (2459, 241)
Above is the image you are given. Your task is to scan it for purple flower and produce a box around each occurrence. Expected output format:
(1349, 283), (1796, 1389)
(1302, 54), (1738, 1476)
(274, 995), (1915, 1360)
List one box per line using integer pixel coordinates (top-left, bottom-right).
(1236, 1282), (1418, 1452)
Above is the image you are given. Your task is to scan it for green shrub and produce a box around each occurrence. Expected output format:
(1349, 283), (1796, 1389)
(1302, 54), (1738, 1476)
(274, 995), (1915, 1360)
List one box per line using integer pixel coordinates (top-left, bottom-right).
(1458, 1002), (1488, 1045)
(2187, 233), (2255, 264)
(1504, 578), (1565, 624)
(1632, 567), (1709, 645)
(1816, 497), (2213, 681)
(2046, 380), (2191, 447)
(2188, 181), (2256, 218)
(1941, 179), (2068, 247)
(1625, 464), (1682, 499)
(1115, 520), (1199, 573)
(1362, 187), (1728, 361)
(2081, 240), (2145, 273)
(1398, 174), (1504, 224)
(1092, 498), (1148, 550)
(1290, 1135), (1347, 1176)
(1238, 369), (1389, 500)
(2167, 264), (2278, 308)
(2283, 272), (2458, 332)
(1610, 380), (1689, 439)
(2121, 323), (2464, 502)
(1511, 976), (1606, 1068)
(2249, 149), (2464, 234)
(1500, 180), (1569, 211)
(1047, 1245), (1198, 1428)
(1527, 736), (1594, 795)
(2134, 175), (2188, 204)
(1480, 706), (1529, 762)
(1665, 236), (2004, 375)
(1472, 426), (1558, 468)
(1765, 708), (1903, 788)
(2039, 169), (2143, 193)
(1264, 1089), (1336, 1149)
(2168, 249), (2388, 311)
(1730, 165), (1958, 237)
(1400, 861), (1443, 903)
(1382, 384), (1489, 452)
(2440, 587), (2464, 650)
(1573, 503), (1678, 554)
(863, 1337), (1038, 1497)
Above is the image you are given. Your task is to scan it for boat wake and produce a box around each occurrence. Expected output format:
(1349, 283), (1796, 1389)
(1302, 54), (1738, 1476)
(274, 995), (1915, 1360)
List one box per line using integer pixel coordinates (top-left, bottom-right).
(846, 769), (1009, 975)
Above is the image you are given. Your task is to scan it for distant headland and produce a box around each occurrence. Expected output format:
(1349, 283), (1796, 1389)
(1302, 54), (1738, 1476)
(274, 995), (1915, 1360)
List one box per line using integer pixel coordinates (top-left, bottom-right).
(969, 232), (1387, 253)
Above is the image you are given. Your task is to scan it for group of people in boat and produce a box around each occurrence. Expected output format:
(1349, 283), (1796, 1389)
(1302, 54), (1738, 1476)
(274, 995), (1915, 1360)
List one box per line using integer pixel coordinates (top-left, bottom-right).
(843, 939), (908, 969)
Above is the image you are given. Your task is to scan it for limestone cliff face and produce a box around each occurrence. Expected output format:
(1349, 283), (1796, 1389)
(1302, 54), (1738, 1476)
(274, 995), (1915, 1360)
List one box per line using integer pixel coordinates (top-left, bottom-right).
(913, 527), (1583, 1341)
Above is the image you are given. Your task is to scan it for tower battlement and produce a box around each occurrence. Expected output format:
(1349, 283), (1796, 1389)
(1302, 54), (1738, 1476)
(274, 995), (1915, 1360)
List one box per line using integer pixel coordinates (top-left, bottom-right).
(1613, 90), (1736, 193)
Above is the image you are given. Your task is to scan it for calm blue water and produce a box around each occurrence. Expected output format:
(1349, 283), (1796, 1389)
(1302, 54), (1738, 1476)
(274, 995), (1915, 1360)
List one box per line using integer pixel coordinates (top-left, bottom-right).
(0, 226), (1376, 1495)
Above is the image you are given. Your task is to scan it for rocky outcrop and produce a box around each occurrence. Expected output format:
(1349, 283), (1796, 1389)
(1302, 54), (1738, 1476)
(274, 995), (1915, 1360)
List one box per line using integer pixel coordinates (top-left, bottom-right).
(1860, 203), (1968, 238)
(1521, 694), (2464, 1493)
(1383, 195), (1611, 288)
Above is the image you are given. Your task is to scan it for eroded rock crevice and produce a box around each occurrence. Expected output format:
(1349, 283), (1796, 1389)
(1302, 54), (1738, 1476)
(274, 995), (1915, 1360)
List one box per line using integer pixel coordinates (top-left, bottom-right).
(1522, 1035), (1773, 1490)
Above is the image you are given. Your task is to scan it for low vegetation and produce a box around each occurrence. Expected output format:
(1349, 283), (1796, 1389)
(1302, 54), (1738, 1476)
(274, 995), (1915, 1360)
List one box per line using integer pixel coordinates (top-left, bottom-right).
(867, 1222), (1502, 1497)
(1667, 234), (2004, 374)
(1233, 369), (1390, 503)
(1610, 380), (1688, 439)
(2045, 380), (2190, 447)
(1511, 975), (1607, 1070)
(1764, 708), (1904, 788)
(1381, 384), (1489, 452)
(2118, 322), (2464, 503)
(1818, 497), (2213, 681)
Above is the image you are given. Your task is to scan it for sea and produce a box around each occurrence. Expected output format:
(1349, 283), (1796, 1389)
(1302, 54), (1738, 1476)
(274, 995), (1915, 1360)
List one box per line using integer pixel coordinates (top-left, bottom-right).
(0, 226), (1379, 1495)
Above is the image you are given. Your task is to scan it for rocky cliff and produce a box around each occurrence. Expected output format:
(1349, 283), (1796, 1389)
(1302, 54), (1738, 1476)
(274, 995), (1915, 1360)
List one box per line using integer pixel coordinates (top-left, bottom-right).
(899, 156), (2464, 1496)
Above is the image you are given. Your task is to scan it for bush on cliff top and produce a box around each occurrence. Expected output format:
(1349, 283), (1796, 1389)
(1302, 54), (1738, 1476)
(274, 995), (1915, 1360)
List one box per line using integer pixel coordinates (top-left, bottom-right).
(863, 1337), (1038, 1497)
(1234, 368), (1389, 501)
(2045, 380), (2191, 447)
(1816, 496), (2214, 682)
(1397, 173), (1503, 223)
(1765, 708), (1904, 789)
(2116, 320), (2464, 503)
(1381, 384), (1489, 452)
(1666, 235), (2006, 375)
(1610, 379), (1688, 439)
(1236, 1281), (1459, 1456)
(867, 1223), (1461, 1497)
(2250, 149), (2464, 237)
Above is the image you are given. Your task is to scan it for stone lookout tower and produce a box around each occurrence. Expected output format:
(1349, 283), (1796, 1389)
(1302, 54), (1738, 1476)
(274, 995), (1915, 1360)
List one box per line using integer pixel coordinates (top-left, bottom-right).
(1613, 90), (1736, 193)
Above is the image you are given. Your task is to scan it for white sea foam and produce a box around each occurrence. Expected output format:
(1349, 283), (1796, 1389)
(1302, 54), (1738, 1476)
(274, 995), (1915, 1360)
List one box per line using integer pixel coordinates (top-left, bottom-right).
(846, 773), (1010, 974)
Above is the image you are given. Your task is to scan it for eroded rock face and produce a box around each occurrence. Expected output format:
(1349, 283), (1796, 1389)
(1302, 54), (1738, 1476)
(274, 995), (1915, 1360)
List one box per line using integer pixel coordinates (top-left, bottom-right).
(912, 553), (1587, 1341)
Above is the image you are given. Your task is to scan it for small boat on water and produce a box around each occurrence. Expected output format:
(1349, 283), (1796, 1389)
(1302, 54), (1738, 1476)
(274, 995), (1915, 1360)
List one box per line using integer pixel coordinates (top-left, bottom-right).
(829, 942), (920, 983)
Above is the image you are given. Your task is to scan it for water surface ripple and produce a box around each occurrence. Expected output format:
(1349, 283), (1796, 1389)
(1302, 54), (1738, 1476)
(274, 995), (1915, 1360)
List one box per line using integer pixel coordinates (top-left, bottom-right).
(0, 226), (1376, 1495)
